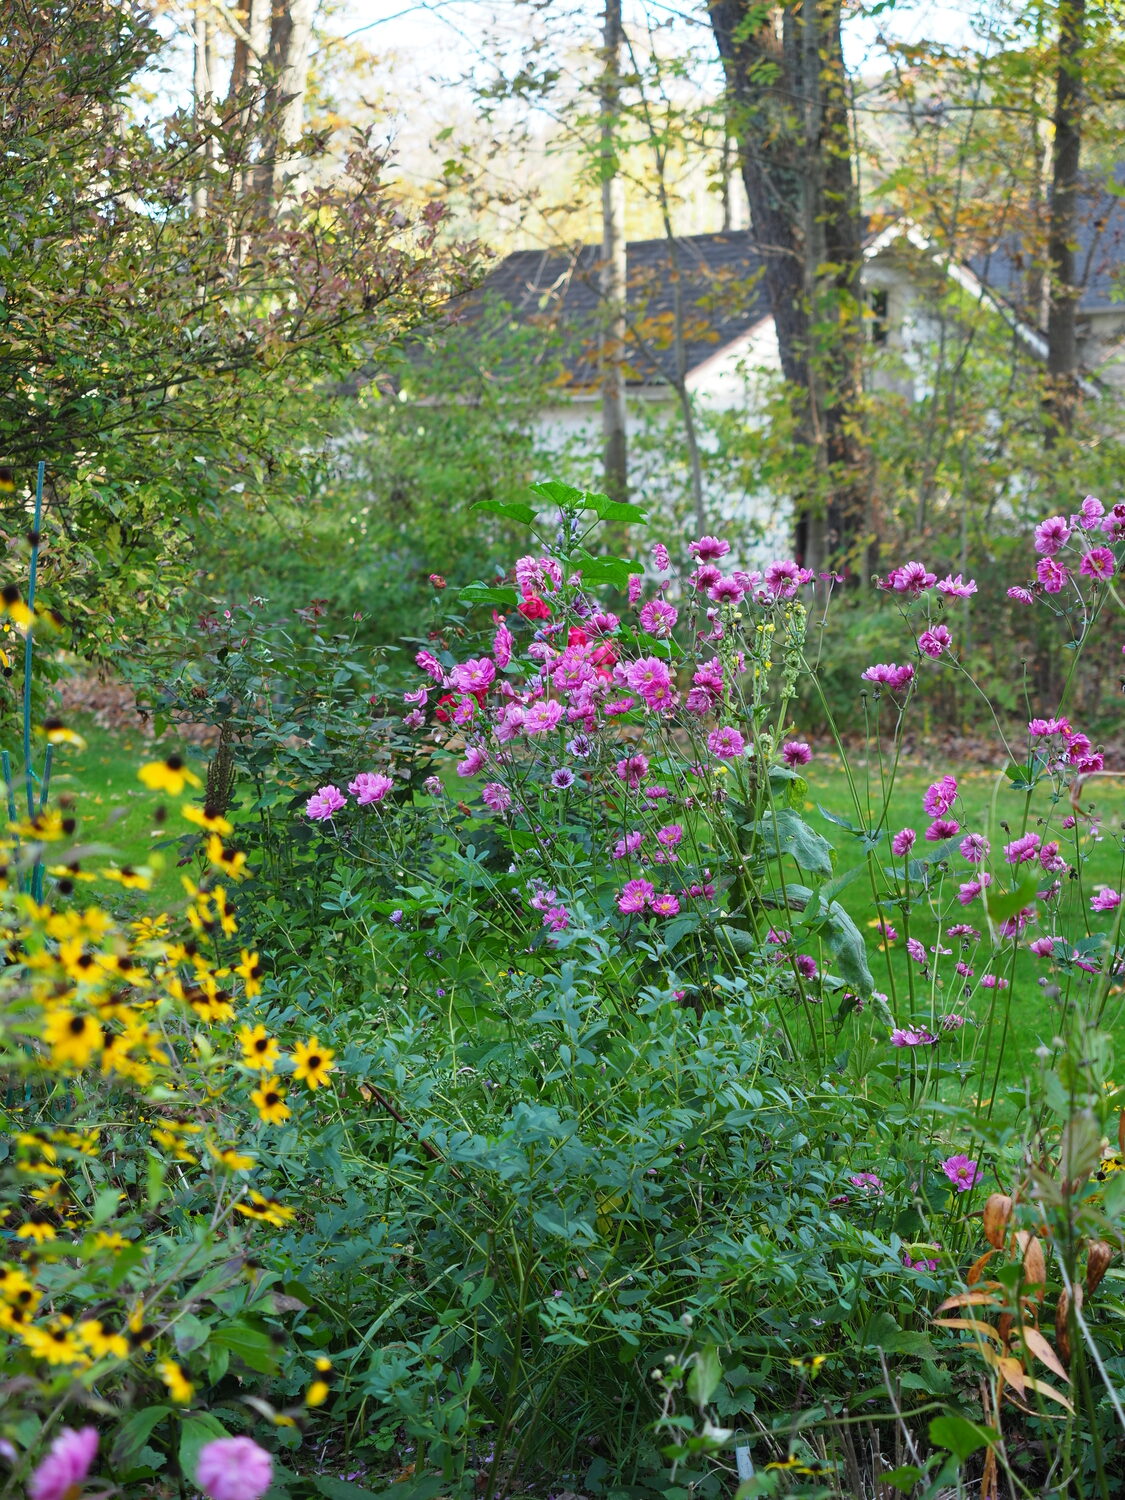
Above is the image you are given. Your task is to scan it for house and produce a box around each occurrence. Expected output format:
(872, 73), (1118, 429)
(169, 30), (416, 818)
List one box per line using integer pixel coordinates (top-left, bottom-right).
(435, 179), (1124, 550)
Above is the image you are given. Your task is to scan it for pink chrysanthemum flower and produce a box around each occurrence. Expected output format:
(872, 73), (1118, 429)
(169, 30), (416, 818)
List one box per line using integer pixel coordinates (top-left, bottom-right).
(306, 785), (346, 821)
(524, 699), (564, 734)
(651, 893), (681, 916)
(941, 1155), (980, 1192)
(196, 1437), (273, 1500)
(449, 657), (496, 694)
(689, 535), (731, 562)
(639, 599), (677, 637)
(349, 772), (394, 804)
(1034, 516), (1071, 555)
(849, 1172), (884, 1193)
(936, 573), (977, 597)
(782, 740), (812, 767)
(492, 622), (514, 670)
(657, 823), (683, 848)
(891, 1025), (936, 1045)
(651, 542), (671, 571)
(1004, 831), (1041, 864)
(615, 753), (649, 788)
(1091, 888), (1122, 912)
(959, 834), (989, 862)
(481, 782), (511, 814)
(1080, 547), (1116, 581)
(906, 938), (927, 965)
(1007, 586), (1034, 605)
(415, 648), (445, 682)
(709, 576), (745, 605)
(918, 625), (953, 658)
(881, 561), (936, 594)
(1029, 936), (1056, 957)
(456, 748), (487, 779)
(1037, 557), (1069, 593)
(543, 906), (570, 932)
(794, 954), (818, 979)
(923, 775), (958, 816)
(926, 818), (959, 841)
(891, 828), (916, 857)
(30, 1427), (99, 1500)
(707, 726), (745, 760)
(627, 574), (644, 604)
(617, 878), (655, 914)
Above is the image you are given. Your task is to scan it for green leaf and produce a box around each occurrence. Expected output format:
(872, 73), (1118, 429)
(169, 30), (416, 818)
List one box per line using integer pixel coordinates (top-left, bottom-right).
(179, 1413), (230, 1487)
(816, 804), (860, 833)
(528, 479), (585, 509)
(661, 912), (702, 952)
(472, 499), (537, 524)
(983, 874), (1039, 927)
(769, 766), (808, 808)
(575, 554), (636, 590)
(823, 901), (874, 994)
(311, 1477), (446, 1500)
(928, 1414), (999, 1463)
(458, 583), (519, 608)
(579, 492), (649, 523)
(753, 809), (834, 876)
(112, 1405), (171, 1468)
(687, 1343), (723, 1408)
(211, 1320), (279, 1373)
(880, 1467), (924, 1493)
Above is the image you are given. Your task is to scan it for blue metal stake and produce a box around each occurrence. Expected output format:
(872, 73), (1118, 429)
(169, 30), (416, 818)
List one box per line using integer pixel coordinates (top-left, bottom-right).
(21, 460), (44, 820)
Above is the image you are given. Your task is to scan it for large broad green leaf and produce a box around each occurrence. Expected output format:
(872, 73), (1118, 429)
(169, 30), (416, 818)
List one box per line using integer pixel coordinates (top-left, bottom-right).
(112, 1406), (171, 1468)
(928, 1414), (998, 1463)
(769, 766), (808, 808)
(528, 479), (585, 508)
(210, 1320), (279, 1373)
(754, 809), (834, 876)
(823, 900), (874, 994)
(687, 1343), (724, 1408)
(578, 491), (649, 523)
(472, 498), (538, 524)
(179, 1413), (230, 1488)
(458, 583), (519, 608)
(983, 874), (1039, 926)
(311, 1477), (447, 1500)
(575, 554), (637, 590)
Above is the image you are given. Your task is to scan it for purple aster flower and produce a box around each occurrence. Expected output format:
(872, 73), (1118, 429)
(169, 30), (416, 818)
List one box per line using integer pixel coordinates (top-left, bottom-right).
(306, 784), (346, 820)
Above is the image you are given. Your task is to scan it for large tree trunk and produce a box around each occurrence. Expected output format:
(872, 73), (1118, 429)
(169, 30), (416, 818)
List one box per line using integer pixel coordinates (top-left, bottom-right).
(1044, 0), (1085, 445)
(600, 0), (628, 503)
(707, 0), (868, 575)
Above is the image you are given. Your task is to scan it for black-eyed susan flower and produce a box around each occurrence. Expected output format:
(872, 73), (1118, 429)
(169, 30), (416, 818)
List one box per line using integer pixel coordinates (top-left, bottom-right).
(41, 718), (87, 750)
(158, 1358), (195, 1405)
(183, 803), (233, 835)
(150, 1119), (201, 1163)
(306, 1355), (335, 1407)
(212, 885), (238, 935)
(235, 950), (264, 998)
(207, 1143), (256, 1172)
(239, 1024), (279, 1071)
(292, 1037), (335, 1091)
(206, 835), (248, 880)
(787, 1354), (828, 1373)
(102, 864), (154, 891)
(0, 583), (34, 629)
(0, 1265), (39, 1311)
(91, 1231), (130, 1253)
(138, 755), (201, 796)
(250, 1077), (291, 1126)
(42, 1008), (103, 1068)
(78, 1318), (129, 1359)
(235, 1190), (296, 1228)
(20, 1320), (90, 1366)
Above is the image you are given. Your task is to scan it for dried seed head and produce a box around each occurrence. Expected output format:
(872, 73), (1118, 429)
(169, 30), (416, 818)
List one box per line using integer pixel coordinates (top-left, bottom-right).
(983, 1193), (1013, 1249)
(1087, 1239), (1114, 1295)
(1055, 1287), (1072, 1367)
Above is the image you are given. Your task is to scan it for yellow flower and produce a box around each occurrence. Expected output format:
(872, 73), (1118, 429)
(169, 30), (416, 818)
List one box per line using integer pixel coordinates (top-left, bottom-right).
(207, 1143), (256, 1172)
(239, 1024), (279, 1072)
(292, 1037), (335, 1091)
(79, 1318), (129, 1359)
(250, 1077), (291, 1126)
(235, 1190), (296, 1228)
(235, 950), (264, 998)
(212, 885), (239, 935)
(788, 1354), (828, 1372)
(0, 1265), (39, 1311)
(101, 864), (154, 891)
(159, 1358), (195, 1405)
(91, 1231), (130, 1253)
(206, 835), (248, 880)
(0, 585), (34, 629)
(20, 1321), (90, 1367)
(306, 1378), (331, 1407)
(183, 803), (233, 835)
(41, 718), (87, 749)
(131, 913), (170, 944)
(139, 755), (201, 796)
(42, 1009), (103, 1069)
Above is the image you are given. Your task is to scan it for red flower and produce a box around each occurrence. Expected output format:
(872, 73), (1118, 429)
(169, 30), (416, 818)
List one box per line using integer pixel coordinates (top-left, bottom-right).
(434, 693), (458, 724)
(429, 574), (447, 590)
(567, 626), (589, 647)
(518, 593), (551, 621)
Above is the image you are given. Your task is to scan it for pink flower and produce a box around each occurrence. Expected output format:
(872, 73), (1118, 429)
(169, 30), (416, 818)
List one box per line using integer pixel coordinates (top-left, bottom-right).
(691, 563), (723, 592)
(30, 1427), (99, 1500)
(891, 828), (916, 858)
(449, 657), (496, 694)
(403, 709), (425, 731)
(926, 818), (959, 841)
(794, 954), (818, 979)
(941, 1012), (968, 1030)
(657, 823), (683, 848)
(1080, 547), (1116, 581)
(1037, 557), (1069, 593)
(627, 574), (644, 605)
(1034, 516), (1071, 555)
(306, 784), (346, 821)
(1091, 888), (1122, 912)
(923, 775), (958, 816)
(891, 1025), (936, 1045)
(524, 699), (564, 734)
(918, 625), (952, 658)
(617, 879), (655, 914)
(349, 772), (394, 804)
(881, 561), (937, 594)
(709, 575), (745, 605)
(481, 782), (511, 814)
(612, 831), (644, 859)
(1004, 831), (1041, 864)
(960, 834), (989, 862)
(861, 662), (915, 692)
(651, 893), (681, 916)
(543, 906), (570, 932)
(196, 1436), (274, 1500)
(764, 559), (811, 597)
(958, 873), (991, 905)
(782, 740), (812, 767)
(849, 1172), (884, 1193)
(1007, 586), (1034, 605)
(689, 535), (730, 562)
(615, 753), (649, 788)
(906, 938), (927, 965)
(707, 726), (745, 760)
(941, 1154), (980, 1192)
(1029, 937), (1055, 957)
(1075, 495), (1104, 528)
(979, 974), (1008, 989)
(639, 599), (677, 637)
(936, 573), (977, 597)
(492, 623), (514, 670)
(416, 648), (445, 681)
(651, 542), (671, 570)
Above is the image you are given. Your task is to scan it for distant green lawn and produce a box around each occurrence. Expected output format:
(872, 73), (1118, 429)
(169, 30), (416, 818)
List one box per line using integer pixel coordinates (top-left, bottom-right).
(803, 756), (1125, 1086)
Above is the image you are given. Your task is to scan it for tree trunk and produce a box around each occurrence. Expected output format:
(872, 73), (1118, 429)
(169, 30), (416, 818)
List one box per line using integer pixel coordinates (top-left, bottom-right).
(707, 0), (868, 575)
(1044, 0), (1085, 446)
(252, 0), (314, 209)
(600, 0), (628, 504)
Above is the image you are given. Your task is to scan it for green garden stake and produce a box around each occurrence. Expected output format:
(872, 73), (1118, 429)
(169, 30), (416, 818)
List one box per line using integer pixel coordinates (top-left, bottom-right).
(22, 460), (45, 820)
(1, 749), (15, 828)
(32, 742), (53, 901)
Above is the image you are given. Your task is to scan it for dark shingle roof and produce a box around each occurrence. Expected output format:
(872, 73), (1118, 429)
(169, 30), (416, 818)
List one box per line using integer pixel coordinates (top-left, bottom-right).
(967, 174), (1125, 321)
(448, 230), (770, 388)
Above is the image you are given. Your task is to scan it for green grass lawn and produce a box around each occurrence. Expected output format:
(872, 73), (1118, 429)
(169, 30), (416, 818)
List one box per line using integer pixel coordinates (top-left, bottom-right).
(803, 755), (1125, 1085)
